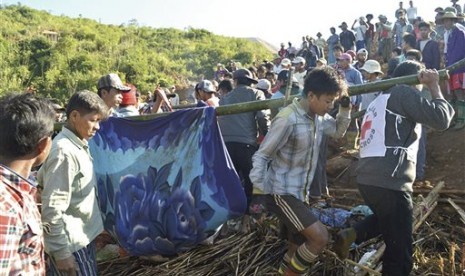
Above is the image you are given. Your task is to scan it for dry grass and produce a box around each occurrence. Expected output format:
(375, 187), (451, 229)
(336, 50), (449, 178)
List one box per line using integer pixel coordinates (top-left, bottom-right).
(97, 199), (465, 276)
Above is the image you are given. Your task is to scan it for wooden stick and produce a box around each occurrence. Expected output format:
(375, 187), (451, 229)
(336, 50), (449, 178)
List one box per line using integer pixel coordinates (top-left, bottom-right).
(414, 202), (437, 231)
(414, 189), (465, 195)
(332, 185), (464, 196)
(438, 198), (465, 204)
(324, 249), (381, 276)
(446, 198), (465, 225)
(284, 67), (295, 106)
(413, 181), (444, 222)
(357, 243), (386, 276)
(450, 242), (457, 276)
(461, 243), (465, 275)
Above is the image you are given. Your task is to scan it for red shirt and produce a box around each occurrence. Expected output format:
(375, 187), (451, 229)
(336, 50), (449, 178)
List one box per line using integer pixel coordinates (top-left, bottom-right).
(0, 165), (44, 275)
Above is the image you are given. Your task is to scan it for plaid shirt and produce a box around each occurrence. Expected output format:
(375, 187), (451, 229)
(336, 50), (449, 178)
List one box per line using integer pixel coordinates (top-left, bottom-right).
(250, 98), (350, 201)
(0, 164), (44, 275)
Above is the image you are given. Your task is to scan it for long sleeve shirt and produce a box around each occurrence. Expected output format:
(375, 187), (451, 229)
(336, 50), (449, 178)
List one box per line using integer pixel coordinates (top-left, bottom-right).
(417, 39), (440, 70)
(38, 127), (103, 260)
(357, 85), (454, 192)
(0, 165), (44, 275)
(218, 85), (270, 147)
(250, 98), (351, 201)
(446, 24), (465, 74)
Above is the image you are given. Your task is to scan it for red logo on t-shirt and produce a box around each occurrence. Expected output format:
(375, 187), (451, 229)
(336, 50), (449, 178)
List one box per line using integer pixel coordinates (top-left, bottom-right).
(361, 119), (372, 140)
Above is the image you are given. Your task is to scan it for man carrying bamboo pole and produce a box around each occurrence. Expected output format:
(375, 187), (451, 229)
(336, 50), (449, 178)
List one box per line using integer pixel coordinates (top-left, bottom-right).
(334, 61), (455, 276)
(250, 67), (351, 275)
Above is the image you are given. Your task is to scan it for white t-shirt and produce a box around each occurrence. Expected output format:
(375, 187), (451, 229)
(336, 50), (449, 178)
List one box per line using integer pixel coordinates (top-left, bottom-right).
(294, 70), (307, 90)
(444, 30), (451, 54)
(355, 25), (367, 41)
(407, 7), (417, 20)
(419, 39), (429, 52)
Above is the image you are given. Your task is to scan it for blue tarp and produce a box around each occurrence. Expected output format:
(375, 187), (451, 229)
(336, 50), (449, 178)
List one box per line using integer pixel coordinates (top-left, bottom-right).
(89, 107), (247, 256)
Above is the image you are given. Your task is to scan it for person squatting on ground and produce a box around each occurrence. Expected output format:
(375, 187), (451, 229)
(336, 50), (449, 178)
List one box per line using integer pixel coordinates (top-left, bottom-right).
(249, 66), (351, 275)
(0, 93), (56, 275)
(38, 90), (109, 276)
(334, 61), (454, 276)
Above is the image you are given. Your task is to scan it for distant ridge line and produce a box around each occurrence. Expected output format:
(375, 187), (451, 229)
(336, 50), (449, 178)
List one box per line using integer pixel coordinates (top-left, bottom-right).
(246, 37), (278, 54)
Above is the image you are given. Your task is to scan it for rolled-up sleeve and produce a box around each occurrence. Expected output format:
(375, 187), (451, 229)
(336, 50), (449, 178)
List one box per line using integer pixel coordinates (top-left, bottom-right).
(322, 107), (351, 139)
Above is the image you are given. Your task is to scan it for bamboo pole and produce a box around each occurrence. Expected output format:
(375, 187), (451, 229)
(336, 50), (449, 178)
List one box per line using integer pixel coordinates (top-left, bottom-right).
(171, 57), (465, 113)
(53, 58), (465, 130)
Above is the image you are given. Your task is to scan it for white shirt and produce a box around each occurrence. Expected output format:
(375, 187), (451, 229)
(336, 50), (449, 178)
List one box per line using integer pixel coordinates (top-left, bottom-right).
(444, 30), (451, 54)
(419, 39), (429, 52)
(407, 7), (417, 20)
(354, 25), (367, 41)
(294, 70), (307, 91)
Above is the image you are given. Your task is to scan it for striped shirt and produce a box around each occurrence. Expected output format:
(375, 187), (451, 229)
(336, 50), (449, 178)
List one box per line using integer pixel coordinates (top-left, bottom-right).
(250, 98), (350, 201)
(0, 165), (45, 275)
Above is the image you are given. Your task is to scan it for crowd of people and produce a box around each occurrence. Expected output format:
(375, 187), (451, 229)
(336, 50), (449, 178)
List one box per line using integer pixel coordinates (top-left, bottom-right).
(0, 1), (463, 276)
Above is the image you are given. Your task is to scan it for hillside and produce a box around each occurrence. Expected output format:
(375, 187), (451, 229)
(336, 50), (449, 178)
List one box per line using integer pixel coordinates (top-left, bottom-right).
(0, 4), (273, 102)
(246, 37), (278, 54)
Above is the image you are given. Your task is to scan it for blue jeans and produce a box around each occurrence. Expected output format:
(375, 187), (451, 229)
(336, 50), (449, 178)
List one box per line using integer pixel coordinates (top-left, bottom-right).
(356, 40), (366, 52)
(328, 48), (336, 64)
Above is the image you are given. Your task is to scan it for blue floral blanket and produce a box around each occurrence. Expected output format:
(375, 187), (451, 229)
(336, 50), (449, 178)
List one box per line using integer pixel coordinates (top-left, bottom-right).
(89, 107), (246, 256)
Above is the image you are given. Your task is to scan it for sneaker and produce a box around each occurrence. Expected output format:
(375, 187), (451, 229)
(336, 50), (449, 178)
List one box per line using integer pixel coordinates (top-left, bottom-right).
(333, 227), (357, 259)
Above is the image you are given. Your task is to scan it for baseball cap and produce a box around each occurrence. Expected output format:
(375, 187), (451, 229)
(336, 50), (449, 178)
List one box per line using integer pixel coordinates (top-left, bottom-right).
(256, 79), (271, 92)
(97, 73), (131, 91)
(338, 22), (348, 28)
(346, 50), (356, 59)
(277, 70), (299, 84)
(292, 56), (306, 65)
(281, 58), (292, 67)
(233, 68), (258, 84)
(337, 53), (353, 62)
(198, 80), (217, 93)
(359, 60), (383, 74)
(357, 48), (368, 56)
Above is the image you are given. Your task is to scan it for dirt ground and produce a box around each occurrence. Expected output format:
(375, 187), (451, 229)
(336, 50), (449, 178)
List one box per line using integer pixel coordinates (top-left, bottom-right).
(424, 127), (465, 190)
(330, 127), (465, 192)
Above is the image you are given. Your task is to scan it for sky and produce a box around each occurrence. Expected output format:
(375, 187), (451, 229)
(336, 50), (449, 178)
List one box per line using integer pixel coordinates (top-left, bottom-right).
(3, 0), (455, 49)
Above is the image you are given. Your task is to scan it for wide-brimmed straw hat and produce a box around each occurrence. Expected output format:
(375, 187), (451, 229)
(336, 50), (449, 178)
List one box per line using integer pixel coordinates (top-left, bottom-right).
(438, 11), (462, 21)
